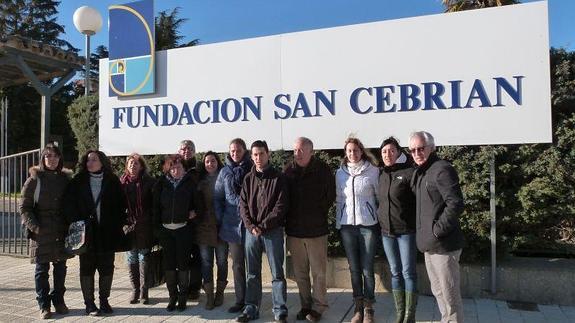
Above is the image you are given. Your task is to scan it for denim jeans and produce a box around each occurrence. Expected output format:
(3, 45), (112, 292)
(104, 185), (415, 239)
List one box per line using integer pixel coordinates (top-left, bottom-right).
(126, 248), (150, 265)
(243, 227), (287, 319)
(340, 225), (378, 301)
(199, 241), (229, 283)
(35, 260), (67, 309)
(382, 233), (417, 292)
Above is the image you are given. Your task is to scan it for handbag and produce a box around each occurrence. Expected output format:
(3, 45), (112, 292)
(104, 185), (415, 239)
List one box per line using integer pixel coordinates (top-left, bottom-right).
(64, 220), (90, 255)
(64, 192), (102, 255)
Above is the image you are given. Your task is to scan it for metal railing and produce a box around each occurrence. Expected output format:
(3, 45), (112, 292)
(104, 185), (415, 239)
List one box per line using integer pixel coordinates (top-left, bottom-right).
(0, 149), (40, 255)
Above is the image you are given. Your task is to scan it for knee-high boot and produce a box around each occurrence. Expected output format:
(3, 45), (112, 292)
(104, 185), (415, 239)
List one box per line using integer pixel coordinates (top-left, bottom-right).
(165, 270), (178, 312)
(177, 270), (190, 311)
(393, 290), (406, 323)
(404, 292), (418, 323)
(128, 264), (140, 304)
(99, 274), (114, 314)
(80, 276), (99, 316)
(139, 260), (150, 304)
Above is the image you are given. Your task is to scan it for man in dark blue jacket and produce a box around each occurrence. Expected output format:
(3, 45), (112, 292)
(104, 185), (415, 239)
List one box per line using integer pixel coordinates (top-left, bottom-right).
(409, 131), (465, 323)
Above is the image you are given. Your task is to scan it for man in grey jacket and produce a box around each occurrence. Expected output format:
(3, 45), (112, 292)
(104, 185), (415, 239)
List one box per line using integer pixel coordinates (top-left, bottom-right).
(409, 131), (465, 323)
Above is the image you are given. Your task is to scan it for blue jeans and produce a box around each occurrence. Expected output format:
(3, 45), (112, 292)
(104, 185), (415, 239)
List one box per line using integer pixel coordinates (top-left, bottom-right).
(340, 225), (378, 301)
(199, 241), (229, 283)
(35, 261), (67, 309)
(243, 227), (287, 319)
(126, 248), (149, 265)
(382, 233), (418, 292)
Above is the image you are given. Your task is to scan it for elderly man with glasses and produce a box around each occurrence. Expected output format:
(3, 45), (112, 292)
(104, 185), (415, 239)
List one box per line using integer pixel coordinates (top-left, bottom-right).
(409, 131), (465, 323)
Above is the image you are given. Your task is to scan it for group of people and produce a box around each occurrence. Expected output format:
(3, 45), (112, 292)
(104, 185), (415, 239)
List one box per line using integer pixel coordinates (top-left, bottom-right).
(20, 130), (465, 323)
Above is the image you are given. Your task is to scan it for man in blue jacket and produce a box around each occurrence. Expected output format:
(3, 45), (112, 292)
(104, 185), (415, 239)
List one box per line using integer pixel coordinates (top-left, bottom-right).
(409, 131), (465, 323)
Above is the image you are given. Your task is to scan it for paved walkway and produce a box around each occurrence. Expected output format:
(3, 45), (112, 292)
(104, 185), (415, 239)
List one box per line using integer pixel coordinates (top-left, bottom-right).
(1, 255), (574, 322)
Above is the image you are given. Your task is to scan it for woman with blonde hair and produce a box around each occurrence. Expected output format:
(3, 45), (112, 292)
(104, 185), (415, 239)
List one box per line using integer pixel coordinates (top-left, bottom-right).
(335, 137), (379, 323)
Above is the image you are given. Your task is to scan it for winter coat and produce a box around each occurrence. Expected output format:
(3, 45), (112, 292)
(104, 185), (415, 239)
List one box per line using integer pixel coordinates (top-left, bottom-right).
(20, 166), (73, 264)
(239, 165), (288, 234)
(195, 172), (219, 247)
(335, 161), (379, 229)
(63, 171), (127, 253)
(121, 173), (155, 250)
(377, 155), (416, 236)
(214, 154), (253, 243)
(411, 153), (465, 253)
(153, 172), (197, 227)
(283, 156), (336, 238)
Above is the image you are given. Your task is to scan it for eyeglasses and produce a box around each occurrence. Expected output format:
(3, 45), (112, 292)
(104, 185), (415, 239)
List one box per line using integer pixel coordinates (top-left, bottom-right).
(409, 146), (426, 154)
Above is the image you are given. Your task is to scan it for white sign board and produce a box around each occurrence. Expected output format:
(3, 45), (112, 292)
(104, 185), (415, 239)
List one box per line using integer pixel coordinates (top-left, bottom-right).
(99, 1), (551, 155)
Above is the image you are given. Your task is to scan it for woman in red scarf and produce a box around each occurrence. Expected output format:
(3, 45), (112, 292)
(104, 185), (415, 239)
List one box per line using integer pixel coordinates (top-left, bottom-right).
(121, 153), (156, 305)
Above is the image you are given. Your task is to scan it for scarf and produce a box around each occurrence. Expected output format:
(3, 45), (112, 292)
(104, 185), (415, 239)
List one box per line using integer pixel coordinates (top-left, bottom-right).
(121, 173), (143, 226)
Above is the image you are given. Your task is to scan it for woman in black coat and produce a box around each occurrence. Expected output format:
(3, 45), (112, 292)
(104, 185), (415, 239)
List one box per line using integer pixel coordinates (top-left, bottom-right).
(63, 150), (126, 316)
(20, 144), (72, 319)
(120, 153), (155, 305)
(153, 154), (198, 312)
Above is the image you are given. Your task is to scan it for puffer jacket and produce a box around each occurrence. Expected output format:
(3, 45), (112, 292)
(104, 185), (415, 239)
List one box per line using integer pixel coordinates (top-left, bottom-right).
(214, 154), (252, 243)
(20, 166), (73, 264)
(335, 160), (379, 229)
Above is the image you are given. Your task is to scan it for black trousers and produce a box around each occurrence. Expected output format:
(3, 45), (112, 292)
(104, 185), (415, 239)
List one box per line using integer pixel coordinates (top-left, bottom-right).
(158, 225), (193, 271)
(79, 251), (115, 276)
(190, 243), (202, 291)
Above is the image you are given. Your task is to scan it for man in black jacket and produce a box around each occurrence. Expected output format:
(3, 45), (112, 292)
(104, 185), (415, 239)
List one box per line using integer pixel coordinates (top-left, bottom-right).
(238, 140), (289, 323)
(284, 137), (335, 322)
(177, 139), (202, 301)
(409, 131), (465, 323)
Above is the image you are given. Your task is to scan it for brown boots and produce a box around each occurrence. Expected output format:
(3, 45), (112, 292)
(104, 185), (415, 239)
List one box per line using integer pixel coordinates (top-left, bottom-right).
(351, 297), (364, 323)
(363, 299), (375, 323)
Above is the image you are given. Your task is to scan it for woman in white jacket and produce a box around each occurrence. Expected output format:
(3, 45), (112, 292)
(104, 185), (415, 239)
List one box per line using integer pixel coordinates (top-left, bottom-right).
(336, 137), (379, 323)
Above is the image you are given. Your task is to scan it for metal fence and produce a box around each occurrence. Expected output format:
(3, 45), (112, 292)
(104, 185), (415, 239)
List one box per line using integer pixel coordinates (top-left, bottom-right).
(0, 149), (40, 256)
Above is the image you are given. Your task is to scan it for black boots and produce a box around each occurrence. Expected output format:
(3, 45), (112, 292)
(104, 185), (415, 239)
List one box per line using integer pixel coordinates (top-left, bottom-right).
(128, 264), (140, 304)
(165, 270), (178, 311)
(177, 270), (190, 311)
(214, 280), (227, 307)
(203, 282), (215, 310)
(80, 276), (99, 316)
(140, 261), (150, 304)
(99, 275), (114, 314)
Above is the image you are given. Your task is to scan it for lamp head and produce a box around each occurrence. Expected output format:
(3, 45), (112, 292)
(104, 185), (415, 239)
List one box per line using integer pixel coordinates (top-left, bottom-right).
(73, 6), (102, 36)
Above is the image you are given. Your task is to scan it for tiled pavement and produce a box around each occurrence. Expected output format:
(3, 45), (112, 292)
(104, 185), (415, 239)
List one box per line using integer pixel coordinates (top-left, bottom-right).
(1, 255), (574, 322)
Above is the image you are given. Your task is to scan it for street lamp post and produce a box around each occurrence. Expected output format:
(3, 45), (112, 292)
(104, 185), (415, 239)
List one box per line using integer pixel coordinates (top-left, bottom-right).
(73, 6), (103, 96)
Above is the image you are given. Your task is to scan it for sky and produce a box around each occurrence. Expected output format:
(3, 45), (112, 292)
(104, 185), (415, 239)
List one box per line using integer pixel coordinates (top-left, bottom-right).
(56, 0), (574, 58)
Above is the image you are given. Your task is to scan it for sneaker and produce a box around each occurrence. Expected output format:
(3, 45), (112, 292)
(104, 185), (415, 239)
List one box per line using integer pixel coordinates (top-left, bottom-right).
(85, 302), (99, 316)
(306, 309), (322, 322)
(40, 308), (52, 320)
(54, 303), (69, 315)
(275, 314), (288, 323)
(296, 308), (311, 320)
(228, 303), (245, 313)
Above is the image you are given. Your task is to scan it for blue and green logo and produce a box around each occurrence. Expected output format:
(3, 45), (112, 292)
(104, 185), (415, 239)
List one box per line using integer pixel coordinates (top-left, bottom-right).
(108, 0), (155, 97)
